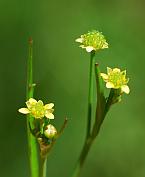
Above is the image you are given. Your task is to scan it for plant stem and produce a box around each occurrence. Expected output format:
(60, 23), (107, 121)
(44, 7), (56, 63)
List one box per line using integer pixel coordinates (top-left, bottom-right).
(104, 88), (114, 117)
(91, 64), (106, 138)
(26, 38), (39, 177)
(72, 138), (94, 177)
(72, 52), (96, 177)
(40, 157), (47, 177)
(86, 51), (95, 139)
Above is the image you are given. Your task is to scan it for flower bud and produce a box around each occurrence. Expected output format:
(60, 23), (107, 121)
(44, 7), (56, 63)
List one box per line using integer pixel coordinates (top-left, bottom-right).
(44, 124), (57, 139)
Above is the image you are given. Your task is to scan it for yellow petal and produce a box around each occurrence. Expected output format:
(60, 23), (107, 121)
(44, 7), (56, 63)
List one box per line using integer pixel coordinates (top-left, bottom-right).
(102, 42), (109, 49)
(107, 67), (112, 74)
(44, 103), (54, 109)
(121, 70), (126, 75)
(37, 100), (43, 106)
(100, 73), (108, 80)
(121, 85), (130, 94)
(75, 38), (83, 43)
(18, 108), (30, 114)
(86, 46), (94, 52)
(113, 68), (120, 72)
(106, 82), (114, 88)
(45, 112), (54, 119)
(79, 45), (85, 48)
(26, 98), (37, 108)
(29, 98), (37, 104)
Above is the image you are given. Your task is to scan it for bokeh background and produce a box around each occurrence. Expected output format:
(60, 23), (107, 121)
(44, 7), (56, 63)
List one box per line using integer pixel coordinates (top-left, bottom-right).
(0, 0), (145, 177)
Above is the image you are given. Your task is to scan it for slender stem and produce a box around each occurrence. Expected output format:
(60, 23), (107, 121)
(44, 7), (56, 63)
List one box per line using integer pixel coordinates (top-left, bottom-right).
(26, 38), (39, 177)
(95, 64), (104, 124)
(92, 64), (106, 138)
(72, 138), (94, 177)
(72, 52), (96, 177)
(104, 88), (114, 117)
(40, 157), (47, 177)
(86, 52), (95, 139)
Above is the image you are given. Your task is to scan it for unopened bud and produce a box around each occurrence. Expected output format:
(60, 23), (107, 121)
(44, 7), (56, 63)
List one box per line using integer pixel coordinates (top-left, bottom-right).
(44, 124), (57, 139)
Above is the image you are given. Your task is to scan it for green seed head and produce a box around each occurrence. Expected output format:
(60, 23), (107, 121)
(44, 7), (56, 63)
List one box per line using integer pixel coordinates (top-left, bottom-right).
(76, 30), (108, 52)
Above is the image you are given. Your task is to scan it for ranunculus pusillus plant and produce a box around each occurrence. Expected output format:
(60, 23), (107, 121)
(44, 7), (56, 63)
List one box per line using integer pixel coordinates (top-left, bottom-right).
(18, 31), (130, 177)
(18, 39), (67, 177)
(72, 30), (130, 177)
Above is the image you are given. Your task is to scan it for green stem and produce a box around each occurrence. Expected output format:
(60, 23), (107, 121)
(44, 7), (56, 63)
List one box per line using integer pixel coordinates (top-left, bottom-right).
(72, 138), (94, 177)
(86, 51), (95, 139)
(40, 157), (47, 177)
(92, 64), (106, 138)
(95, 64), (104, 125)
(72, 52), (96, 177)
(26, 38), (39, 177)
(104, 88), (114, 117)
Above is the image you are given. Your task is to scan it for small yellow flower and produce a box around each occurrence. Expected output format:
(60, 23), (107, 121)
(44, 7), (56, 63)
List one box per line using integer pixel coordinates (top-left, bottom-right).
(75, 30), (108, 52)
(101, 67), (130, 94)
(44, 124), (57, 139)
(18, 98), (54, 119)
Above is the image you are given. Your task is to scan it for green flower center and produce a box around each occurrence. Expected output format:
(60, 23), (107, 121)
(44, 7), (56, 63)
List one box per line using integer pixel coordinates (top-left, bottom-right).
(82, 30), (108, 50)
(108, 72), (128, 88)
(30, 102), (45, 118)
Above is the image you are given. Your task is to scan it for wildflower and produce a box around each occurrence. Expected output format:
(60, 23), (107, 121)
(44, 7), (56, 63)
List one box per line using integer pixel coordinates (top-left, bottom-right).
(101, 67), (130, 94)
(44, 124), (57, 139)
(75, 30), (108, 52)
(18, 98), (54, 119)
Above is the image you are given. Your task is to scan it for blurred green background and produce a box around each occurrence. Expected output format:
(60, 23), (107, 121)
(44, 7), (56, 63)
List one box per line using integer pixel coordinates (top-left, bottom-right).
(0, 0), (145, 177)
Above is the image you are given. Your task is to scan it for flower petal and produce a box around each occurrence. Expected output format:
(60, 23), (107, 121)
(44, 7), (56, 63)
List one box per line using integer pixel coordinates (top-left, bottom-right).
(113, 68), (120, 72)
(18, 108), (30, 114)
(100, 73), (108, 80)
(37, 100), (43, 106)
(79, 45), (85, 48)
(44, 103), (54, 109)
(121, 70), (126, 75)
(75, 38), (83, 43)
(45, 112), (54, 119)
(106, 82), (114, 88)
(102, 42), (108, 49)
(29, 98), (37, 104)
(26, 98), (37, 108)
(86, 46), (94, 52)
(107, 67), (112, 74)
(121, 85), (130, 94)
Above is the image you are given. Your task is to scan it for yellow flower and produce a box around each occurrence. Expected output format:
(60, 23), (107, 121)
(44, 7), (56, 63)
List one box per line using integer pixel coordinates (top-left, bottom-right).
(18, 98), (54, 119)
(44, 124), (57, 139)
(75, 30), (108, 52)
(101, 67), (130, 94)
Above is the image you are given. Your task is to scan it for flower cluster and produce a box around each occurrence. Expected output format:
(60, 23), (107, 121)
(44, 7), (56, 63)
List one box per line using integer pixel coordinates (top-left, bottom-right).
(18, 98), (57, 140)
(101, 67), (130, 94)
(75, 30), (130, 102)
(75, 30), (108, 52)
(18, 98), (54, 119)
